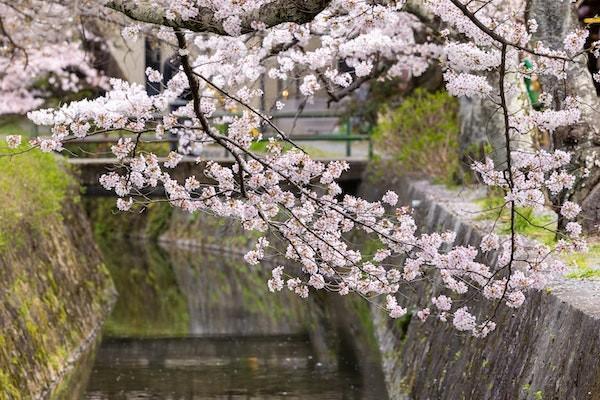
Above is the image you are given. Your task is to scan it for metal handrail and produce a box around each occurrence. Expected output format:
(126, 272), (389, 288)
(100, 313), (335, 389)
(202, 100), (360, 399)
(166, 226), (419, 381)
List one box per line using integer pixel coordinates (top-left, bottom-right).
(53, 106), (373, 158)
(63, 133), (372, 159)
(63, 133), (369, 144)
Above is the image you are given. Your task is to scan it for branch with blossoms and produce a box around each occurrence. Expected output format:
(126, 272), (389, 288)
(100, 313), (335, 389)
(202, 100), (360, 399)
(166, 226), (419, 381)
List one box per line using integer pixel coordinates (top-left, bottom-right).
(0, 1), (113, 115)
(106, 0), (332, 36)
(2, 0), (597, 337)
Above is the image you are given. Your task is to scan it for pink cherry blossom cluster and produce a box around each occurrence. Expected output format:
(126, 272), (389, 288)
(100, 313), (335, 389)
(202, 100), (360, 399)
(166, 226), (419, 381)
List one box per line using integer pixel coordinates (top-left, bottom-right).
(147, 0), (438, 111)
(0, 1), (111, 115)
(0, 43), (108, 115)
(1, 0), (594, 337)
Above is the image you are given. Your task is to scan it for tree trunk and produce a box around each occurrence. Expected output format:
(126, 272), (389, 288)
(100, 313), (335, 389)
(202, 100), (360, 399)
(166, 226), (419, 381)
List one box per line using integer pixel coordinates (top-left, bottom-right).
(527, 0), (600, 233)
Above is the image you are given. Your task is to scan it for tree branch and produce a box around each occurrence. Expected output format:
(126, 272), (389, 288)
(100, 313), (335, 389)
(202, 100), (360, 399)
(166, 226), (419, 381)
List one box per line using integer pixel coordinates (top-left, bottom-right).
(106, 0), (331, 35)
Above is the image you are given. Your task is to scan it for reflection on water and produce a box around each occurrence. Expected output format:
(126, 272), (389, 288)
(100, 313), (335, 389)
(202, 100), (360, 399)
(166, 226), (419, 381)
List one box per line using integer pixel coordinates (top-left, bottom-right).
(79, 240), (387, 399)
(85, 336), (367, 399)
(99, 241), (190, 338)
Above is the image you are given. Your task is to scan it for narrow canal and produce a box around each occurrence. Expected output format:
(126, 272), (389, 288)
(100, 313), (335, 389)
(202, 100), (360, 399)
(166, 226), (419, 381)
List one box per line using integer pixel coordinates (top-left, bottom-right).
(73, 239), (388, 399)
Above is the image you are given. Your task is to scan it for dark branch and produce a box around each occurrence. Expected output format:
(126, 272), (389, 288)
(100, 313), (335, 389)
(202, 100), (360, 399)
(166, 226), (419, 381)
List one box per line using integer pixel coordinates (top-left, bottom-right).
(107, 0), (331, 35)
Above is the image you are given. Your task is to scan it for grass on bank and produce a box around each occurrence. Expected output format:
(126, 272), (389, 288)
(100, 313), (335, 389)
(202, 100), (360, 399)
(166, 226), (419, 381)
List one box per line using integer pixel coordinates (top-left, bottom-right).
(0, 147), (73, 248)
(474, 194), (556, 246)
(475, 193), (600, 279)
(563, 243), (600, 280)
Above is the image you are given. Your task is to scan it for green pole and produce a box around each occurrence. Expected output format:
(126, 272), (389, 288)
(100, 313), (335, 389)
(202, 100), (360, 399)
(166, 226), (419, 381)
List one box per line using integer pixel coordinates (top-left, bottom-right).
(346, 118), (352, 157)
(523, 59), (541, 110)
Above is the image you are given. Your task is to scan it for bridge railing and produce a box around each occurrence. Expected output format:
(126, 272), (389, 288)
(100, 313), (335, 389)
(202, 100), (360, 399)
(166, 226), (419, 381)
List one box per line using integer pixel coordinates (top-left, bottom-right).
(62, 110), (373, 160)
(64, 133), (372, 160)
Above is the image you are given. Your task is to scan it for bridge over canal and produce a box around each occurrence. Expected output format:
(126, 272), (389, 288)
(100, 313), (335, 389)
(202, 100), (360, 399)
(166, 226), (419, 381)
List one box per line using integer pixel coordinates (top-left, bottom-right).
(52, 110), (373, 195)
(66, 134), (372, 196)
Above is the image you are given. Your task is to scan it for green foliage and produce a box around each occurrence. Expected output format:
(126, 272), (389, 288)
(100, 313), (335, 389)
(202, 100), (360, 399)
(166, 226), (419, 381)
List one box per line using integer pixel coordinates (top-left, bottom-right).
(510, 208), (556, 246)
(565, 267), (600, 280)
(362, 238), (385, 258)
(372, 89), (460, 185)
(249, 140), (291, 153)
(0, 148), (73, 248)
(342, 77), (407, 134)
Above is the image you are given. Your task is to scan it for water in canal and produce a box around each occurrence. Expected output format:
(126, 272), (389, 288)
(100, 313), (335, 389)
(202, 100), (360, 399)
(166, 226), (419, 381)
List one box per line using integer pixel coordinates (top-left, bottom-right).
(73, 240), (388, 399)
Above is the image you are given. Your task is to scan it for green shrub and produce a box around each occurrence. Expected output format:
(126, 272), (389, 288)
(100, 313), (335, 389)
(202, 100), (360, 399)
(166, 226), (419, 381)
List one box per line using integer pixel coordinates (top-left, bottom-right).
(372, 89), (460, 185)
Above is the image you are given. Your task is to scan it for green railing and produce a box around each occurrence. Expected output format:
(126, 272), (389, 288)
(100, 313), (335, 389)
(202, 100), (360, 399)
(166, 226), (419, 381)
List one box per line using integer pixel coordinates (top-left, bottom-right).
(63, 110), (373, 159)
(65, 133), (372, 159)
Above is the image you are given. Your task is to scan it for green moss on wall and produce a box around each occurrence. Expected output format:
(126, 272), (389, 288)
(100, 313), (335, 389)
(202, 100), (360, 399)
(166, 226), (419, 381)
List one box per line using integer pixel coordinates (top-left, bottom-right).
(0, 370), (20, 400)
(161, 210), (260, 250)
(85, 198), (174, 241)
(85, 198), (141, 240)
(99, 240), (189, 337)
(348, 296), (379, 351)
(0, 151), (114, 399)
(145, 203), (173, 240)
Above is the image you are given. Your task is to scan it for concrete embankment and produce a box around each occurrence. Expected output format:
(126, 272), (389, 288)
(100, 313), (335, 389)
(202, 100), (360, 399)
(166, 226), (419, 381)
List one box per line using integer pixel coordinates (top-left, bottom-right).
(362, 176), (600, 400)
(0, 151), (115, 400)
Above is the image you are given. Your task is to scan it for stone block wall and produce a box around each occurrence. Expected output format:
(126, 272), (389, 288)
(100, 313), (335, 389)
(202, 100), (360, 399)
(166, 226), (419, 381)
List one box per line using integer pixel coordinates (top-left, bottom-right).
(0, 199), (115, 399)
(362, 176), (600, 400)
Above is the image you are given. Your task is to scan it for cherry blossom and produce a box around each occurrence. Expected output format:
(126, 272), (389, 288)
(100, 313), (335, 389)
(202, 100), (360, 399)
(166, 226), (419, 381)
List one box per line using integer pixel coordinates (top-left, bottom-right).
(5, 136), (22, 149)
(561, 201), (582, 220)
(453, 307), (477, 332)
(0, 0), (593, 337)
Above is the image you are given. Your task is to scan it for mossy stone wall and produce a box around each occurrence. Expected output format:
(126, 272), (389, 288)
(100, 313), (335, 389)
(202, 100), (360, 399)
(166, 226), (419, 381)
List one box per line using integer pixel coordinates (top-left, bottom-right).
(0, 151), (115, 399)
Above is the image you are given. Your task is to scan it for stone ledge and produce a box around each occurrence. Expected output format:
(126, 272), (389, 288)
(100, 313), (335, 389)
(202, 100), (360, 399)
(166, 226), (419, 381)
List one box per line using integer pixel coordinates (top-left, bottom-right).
(361, 175), (600, 400)
(405, 178), (600, 321)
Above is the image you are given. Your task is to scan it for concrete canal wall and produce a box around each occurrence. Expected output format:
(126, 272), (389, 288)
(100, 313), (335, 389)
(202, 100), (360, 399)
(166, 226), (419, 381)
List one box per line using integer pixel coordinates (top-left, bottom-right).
(362, 176), (600, 400)
(0, 152), (115, 400)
